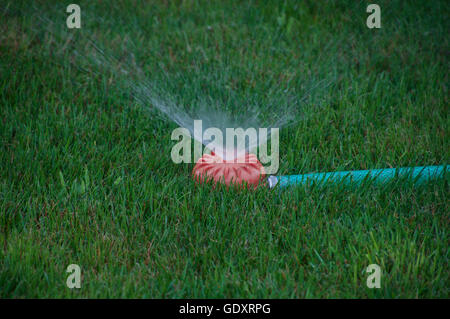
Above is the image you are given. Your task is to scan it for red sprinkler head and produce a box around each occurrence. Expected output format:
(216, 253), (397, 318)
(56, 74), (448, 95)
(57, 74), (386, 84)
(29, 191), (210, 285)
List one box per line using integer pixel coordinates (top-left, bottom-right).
(192, 152), (266, 189)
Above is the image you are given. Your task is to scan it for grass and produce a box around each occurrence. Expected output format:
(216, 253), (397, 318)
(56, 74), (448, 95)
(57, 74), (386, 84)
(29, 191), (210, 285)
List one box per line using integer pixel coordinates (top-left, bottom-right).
(0, 0), (448, 298)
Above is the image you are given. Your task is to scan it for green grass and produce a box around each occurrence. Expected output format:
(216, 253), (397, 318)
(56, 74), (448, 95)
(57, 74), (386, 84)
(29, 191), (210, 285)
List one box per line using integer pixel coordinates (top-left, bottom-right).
(0, 0), (448, 298)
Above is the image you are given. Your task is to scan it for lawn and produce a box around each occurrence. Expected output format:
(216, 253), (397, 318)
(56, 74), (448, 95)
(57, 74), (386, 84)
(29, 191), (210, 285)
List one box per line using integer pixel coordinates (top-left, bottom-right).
(0, 0), (448, 298)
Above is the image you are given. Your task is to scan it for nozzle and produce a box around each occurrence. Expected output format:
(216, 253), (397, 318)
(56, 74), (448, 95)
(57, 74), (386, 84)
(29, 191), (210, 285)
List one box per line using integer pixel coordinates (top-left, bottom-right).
(267, 176), (278, 188)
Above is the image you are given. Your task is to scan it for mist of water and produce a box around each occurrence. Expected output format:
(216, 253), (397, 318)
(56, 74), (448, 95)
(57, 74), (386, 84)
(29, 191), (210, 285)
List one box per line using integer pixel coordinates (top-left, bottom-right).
(31, 9), (331, 161)
(71, 39), (303, 161)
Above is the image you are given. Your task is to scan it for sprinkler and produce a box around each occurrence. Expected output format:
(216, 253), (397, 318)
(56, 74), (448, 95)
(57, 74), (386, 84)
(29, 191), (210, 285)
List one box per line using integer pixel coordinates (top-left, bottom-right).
(193, 152), (266, 188)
